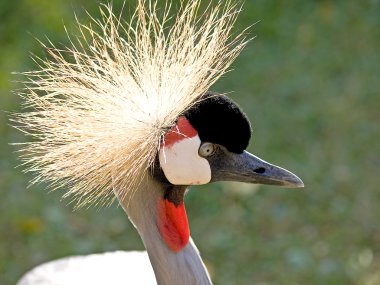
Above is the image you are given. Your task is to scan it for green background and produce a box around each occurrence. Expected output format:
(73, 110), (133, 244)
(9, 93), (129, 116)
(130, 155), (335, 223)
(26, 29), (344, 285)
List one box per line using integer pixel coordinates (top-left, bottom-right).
(1, 0), (379, 284)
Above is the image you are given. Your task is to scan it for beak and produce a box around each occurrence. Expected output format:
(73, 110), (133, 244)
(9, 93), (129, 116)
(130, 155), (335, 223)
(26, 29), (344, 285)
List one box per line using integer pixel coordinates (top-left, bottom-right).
(210, 150), (304, 188)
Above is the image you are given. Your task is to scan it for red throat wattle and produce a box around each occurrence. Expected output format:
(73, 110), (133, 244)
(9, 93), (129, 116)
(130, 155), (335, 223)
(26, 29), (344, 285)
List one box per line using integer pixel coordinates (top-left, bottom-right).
(157, 199), (190, 252)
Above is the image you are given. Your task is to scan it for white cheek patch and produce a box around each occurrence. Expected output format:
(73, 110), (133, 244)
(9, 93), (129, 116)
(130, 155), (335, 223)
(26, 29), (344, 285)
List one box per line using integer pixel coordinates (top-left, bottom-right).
(159, 135), (211, 185)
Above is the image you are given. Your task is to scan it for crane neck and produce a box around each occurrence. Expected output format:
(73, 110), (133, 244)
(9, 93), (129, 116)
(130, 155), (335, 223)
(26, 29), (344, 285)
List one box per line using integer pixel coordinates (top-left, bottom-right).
(115, 177), (212, 285)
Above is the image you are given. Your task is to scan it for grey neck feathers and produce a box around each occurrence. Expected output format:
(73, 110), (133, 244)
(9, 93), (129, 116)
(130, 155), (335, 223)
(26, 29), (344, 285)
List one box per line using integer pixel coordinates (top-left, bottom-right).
(115, 177), (212, 285)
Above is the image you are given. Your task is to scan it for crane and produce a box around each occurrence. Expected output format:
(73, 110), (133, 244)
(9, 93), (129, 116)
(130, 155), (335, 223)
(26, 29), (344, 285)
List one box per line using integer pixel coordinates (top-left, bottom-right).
(13, 1), (303, 284)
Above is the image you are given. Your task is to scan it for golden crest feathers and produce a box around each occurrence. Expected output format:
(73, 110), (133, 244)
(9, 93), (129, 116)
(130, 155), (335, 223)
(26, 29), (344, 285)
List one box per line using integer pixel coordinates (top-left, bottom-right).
(12, 0), (249, 207)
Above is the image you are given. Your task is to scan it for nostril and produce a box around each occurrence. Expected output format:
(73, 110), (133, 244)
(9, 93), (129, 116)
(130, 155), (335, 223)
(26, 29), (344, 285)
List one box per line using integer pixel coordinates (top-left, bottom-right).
(253, 167), (266, 174)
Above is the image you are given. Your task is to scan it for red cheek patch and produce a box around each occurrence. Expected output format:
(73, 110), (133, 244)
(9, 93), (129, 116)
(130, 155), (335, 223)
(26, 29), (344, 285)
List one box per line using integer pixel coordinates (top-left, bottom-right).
(157, 199), (190, 253)
(162, 117), (198, 148)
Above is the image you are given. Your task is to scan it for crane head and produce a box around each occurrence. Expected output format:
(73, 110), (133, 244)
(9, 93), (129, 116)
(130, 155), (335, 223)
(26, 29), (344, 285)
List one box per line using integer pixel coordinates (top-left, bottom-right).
(157, 92), (304, 188)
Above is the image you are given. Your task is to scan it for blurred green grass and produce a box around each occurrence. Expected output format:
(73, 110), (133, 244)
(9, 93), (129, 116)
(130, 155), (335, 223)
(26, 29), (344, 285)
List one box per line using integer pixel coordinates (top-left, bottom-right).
(1, 0), (380, 284)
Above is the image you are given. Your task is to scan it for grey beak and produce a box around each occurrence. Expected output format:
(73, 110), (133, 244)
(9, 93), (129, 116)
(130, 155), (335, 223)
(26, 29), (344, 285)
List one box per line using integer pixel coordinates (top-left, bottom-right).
(210, 149), (304, 188)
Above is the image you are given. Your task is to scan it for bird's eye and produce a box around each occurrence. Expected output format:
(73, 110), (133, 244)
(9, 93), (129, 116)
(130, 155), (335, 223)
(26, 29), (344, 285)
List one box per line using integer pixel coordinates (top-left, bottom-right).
(199, 143), (216, 157)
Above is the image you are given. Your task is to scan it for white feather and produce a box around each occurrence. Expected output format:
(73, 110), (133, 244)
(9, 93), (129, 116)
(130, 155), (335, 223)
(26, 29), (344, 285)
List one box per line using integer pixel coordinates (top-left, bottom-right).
(17, 251), (156, 285)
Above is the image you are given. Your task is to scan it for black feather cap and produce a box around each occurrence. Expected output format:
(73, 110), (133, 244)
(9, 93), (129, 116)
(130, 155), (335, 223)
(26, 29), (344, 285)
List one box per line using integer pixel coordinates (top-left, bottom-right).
(184, 92), (252, 154)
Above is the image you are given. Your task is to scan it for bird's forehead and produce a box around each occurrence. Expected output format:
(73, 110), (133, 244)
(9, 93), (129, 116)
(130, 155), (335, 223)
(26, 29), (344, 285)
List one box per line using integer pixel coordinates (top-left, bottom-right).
(183, 92), (252, 153)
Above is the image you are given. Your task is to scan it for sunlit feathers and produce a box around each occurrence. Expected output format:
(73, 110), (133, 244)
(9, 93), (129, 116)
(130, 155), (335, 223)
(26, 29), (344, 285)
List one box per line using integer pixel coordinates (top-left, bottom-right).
(12, 0), (249, 207)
